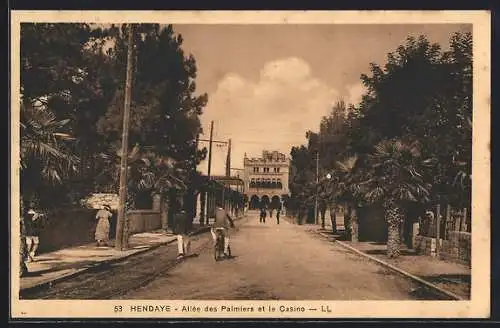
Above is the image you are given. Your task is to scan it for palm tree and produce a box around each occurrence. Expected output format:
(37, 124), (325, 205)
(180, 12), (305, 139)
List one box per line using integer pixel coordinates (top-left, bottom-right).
(322, 155), (367, 242)
(363, 139), (434, 257)
(20, 103), (79, 277)
(20, 103), (79, 201)
(97, 143), (187, 210)
(335, 155), (368, 243)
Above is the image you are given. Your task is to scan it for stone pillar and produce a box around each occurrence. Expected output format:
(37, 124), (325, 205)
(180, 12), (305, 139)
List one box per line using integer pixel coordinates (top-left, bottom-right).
(430, 238), (437, 257)
(152, 193), (161, 211)
(195, 193), (201, 225)
(411, 222), (420, 249)
(161, 199), (169, 230)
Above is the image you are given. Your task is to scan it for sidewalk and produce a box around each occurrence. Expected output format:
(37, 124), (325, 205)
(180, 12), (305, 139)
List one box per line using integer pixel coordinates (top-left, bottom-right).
(296, 223), (471, 300)
(20, 225), (209, 293)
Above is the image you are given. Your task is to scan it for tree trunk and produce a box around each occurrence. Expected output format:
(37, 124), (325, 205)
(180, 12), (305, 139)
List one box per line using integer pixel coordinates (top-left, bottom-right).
(350, 206), (359, 243)
(329, 204), (337, 234)
(387, 220), (401, 258)
(344, 203), (352, 240)
(385, 202), (403, 258)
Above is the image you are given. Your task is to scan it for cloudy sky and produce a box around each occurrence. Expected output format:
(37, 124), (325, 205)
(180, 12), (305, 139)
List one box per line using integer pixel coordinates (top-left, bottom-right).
(172, 24), (471, 176)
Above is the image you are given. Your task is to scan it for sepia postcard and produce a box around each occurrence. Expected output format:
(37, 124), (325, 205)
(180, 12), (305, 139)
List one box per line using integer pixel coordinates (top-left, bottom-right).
(10, 10), (491, 319)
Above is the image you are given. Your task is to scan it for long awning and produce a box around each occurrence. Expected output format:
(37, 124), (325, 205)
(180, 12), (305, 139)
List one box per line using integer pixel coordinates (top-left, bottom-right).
(210, 175), (244, 186)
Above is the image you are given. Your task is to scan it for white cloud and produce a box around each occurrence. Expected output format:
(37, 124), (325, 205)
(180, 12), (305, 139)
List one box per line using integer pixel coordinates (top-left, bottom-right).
(345, 82), (366, 107)
(197, 57), (342, 176)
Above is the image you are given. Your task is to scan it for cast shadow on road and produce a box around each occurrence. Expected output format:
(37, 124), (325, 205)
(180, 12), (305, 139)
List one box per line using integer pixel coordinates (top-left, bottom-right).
(24, 260), (116, 277)
(364, 249), (418, 256)
(214, 255), (239, 262)
(242, 225), (278, 230)
(419, 273), (471, 285)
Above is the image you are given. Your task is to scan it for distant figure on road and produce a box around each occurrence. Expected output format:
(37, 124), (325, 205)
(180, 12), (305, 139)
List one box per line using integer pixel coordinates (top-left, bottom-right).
(173, 208), (192, 259)
(259, 206), (267, 223)
(95, 205), (113, 247)
(211, 205), (235, 258)
(276, 207), (281, 224)
(25, 202), (44, 262)
(269, 208), (274, 218)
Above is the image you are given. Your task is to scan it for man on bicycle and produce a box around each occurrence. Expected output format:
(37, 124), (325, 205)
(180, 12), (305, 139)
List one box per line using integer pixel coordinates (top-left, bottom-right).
(210, 205), (235, 258)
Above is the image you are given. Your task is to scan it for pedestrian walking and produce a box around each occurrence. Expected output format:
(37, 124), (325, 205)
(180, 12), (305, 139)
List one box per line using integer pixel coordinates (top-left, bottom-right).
(20, 201), (29, 276)
(174, 208), (193, 259)
(95, 205), (113, 247)
(276, 207), (281, 224)
(24, 202), (44, 262)
(269, 208), (274, 218)
(259, 206), (267, 223)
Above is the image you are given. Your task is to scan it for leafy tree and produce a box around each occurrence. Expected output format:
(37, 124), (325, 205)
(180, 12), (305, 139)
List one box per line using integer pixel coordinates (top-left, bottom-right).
(20, 23), (208, 210)
(289, 31), (472, 256)
(351, 33), (472, 208)
(97, 24), (207, 163)
(95, 24), (208, 209)
(20, 23), (119, 204)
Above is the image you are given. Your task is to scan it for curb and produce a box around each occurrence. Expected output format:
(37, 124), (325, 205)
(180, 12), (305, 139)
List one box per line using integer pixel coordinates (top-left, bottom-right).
(20, 225), (212, 296)
(20, 215), (247, 296)
(316, 231), (465, 301)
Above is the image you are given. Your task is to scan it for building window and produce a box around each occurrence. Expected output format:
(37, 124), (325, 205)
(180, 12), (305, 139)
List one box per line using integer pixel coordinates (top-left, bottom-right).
(253, 167), (259, 173)
(277, 178), (282, 189)
(263, 167), (269, 173)
(250, 178), (256, 188)
(276, 167), (280, 173)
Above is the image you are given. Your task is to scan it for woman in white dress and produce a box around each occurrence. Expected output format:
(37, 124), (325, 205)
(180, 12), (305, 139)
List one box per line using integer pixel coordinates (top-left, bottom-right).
(95, 205), (113, 247)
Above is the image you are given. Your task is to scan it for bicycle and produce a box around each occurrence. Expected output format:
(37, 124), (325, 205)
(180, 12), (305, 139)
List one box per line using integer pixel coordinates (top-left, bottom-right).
(214, 228), (231, 261)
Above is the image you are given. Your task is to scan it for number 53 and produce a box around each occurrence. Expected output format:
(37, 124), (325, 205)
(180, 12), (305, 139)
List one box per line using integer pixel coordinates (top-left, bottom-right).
(114, 305), (123, 312)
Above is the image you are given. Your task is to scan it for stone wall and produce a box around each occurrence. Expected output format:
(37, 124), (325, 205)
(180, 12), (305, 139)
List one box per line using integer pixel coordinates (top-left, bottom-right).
(414, 231), (471, 265)
(34, 207), (162, 254)
(127, 210), (162, 234)
(37, 208), (101, 254)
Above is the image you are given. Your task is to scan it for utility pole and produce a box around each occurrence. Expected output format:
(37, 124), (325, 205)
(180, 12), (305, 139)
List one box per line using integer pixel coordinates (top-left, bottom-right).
(205, 120), (214, 222)
(115, 24), (135, 251)
(225, 138), (232, 177)
(315, 150), (319, 225)
(190, 133), (199, 230)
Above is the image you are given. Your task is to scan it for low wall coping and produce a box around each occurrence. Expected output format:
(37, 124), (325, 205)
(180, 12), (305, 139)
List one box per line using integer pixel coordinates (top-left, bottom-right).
(127, 210), (160, 214)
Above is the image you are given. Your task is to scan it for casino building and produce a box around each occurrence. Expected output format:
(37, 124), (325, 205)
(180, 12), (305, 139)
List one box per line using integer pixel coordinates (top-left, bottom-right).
(243, 150), (290, 210)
